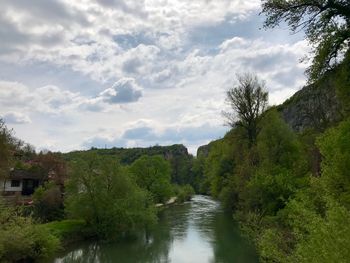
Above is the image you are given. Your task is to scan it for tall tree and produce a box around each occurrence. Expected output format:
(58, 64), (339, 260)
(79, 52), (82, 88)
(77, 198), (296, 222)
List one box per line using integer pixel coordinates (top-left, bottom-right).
(130, 155), (173, 203)
(261, 0), (350, 82)
(65, 154), (156, 239)
(223, 73), (268, 146)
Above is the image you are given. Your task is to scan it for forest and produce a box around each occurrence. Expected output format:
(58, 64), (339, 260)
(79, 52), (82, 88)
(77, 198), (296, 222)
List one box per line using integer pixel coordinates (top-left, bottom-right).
(1, 0), (350, 262)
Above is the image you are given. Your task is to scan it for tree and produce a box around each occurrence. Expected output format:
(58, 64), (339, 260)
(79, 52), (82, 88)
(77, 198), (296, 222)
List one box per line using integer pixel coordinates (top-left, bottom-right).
(33, 182), (64, 222)
(0, 119), (14, 179)
(241, 110), (307, 216)
(316, 119), (350, 209)
(223, 73), (268, 146)
(130, 155), (173, 203)
(65, 154), (156, 239)
(34, 152), (67, 187)
(261, 0), (350, 81)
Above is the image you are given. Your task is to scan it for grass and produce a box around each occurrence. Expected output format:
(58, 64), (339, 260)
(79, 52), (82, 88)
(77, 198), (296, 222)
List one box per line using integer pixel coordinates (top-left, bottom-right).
(43, 219), (86, 244)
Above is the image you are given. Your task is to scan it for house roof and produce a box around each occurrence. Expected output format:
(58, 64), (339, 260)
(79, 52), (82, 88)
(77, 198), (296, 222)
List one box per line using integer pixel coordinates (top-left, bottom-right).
(9, 169), (42, 180)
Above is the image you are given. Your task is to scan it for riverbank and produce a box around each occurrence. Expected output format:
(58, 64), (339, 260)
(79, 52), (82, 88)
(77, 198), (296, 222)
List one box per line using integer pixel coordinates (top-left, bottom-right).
(44, 220), (87, 247)
(43, 194), (193, 256)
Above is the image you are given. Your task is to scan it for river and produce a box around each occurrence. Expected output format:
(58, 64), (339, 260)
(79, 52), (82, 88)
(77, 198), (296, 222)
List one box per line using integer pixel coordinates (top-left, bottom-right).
(51, 195), (258, 263)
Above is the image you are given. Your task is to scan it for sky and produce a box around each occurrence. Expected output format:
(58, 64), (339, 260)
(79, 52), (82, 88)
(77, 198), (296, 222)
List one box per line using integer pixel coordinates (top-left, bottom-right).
(0, 0), (310, 155)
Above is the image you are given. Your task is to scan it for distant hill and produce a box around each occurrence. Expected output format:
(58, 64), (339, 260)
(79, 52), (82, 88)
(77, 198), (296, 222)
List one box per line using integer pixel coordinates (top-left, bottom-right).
(64, 144), (194, 185)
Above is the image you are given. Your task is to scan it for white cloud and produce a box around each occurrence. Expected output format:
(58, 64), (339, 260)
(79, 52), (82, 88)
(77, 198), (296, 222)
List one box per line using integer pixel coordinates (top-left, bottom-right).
(0, 0), (311, 153)
(100, 78), (143, 103)
(0, 81), (82, 114)
(2, 111), (31, 124)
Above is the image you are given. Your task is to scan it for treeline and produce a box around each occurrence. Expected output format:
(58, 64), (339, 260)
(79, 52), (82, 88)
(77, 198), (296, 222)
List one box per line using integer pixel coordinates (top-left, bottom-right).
(195, 53), (350, 261)
(0, 123), (195, 262)
(65, 143), (195, 186)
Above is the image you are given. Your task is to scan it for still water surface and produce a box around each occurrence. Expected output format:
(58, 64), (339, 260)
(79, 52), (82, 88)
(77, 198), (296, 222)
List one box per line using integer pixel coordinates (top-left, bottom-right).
(52, 195), (258, 263)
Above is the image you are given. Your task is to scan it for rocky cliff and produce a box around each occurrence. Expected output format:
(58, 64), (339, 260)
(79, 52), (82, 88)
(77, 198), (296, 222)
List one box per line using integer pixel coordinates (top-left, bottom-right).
(276, 74), (343, 132)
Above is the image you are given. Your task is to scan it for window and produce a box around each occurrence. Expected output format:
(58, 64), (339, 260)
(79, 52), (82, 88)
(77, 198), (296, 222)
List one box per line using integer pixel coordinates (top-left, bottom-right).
(11, 180), (20, 187)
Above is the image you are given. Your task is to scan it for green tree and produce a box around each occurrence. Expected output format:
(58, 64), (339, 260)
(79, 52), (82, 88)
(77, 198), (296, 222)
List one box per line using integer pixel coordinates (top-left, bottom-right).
(204, 139), (234, 198)
(34, 152), (67, 186)
(280, 185), (350, 263)
(261, 0), (350, 81)
(244, 110), (307, 216)
(293, 202), (350, 263)
(316, 118), (350, 209)
(130, 155), (173, 203)
(169, 155), (193, 185)
(191, 155), (207, 193)
(223, 73), (268, 146)
(65, 155), (156, 239)
(0, 119), (14, 179)
(335, 51), (350, 114)
(255, 118), (350, 262)
(33, 182), (64, 222)
(257, 110), (306, 172)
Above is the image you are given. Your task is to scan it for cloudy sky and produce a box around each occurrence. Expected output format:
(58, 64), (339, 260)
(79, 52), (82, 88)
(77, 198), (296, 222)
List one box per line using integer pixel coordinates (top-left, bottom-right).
(0, 0), (309, 154)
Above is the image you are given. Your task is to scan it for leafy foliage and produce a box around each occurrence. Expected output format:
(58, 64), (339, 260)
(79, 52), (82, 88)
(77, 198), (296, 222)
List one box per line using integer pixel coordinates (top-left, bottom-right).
(33, 182), (64, 222)
(0, 119), (18, 179)
(173, 184), (195, 203)
(0, 199), (60, 262)
(64, 144), (194, 186)
(130, 155), (173, 203)
(261, 0), (350, 81)
(65, 154), (156, 240)
(317, 118), (350, 209)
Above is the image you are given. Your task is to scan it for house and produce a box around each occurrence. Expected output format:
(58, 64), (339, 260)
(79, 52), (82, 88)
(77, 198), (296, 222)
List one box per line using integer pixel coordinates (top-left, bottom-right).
(1, 169), (41, 196)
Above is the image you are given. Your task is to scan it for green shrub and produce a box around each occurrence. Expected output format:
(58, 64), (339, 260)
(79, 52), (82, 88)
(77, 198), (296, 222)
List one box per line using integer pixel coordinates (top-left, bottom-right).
(33, 182), (64, 222)
(0, 201), (60, 262)
(317, 119), (350, 209)
(174, 184), (195, 203)
(292, 202), (350, 262)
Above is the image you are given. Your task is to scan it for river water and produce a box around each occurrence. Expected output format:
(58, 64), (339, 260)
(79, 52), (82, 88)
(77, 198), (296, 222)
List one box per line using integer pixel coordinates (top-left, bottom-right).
(52, 195), (258, 263)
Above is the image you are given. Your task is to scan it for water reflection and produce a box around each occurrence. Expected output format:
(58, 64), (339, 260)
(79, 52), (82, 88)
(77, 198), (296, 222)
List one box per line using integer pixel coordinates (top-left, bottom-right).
(53, 195), (257, 263)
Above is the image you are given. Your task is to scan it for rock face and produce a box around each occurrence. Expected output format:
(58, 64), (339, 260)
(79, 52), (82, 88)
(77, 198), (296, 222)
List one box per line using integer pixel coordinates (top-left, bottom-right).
(277, 76), (343, 132)
(197, 144), (211, 158)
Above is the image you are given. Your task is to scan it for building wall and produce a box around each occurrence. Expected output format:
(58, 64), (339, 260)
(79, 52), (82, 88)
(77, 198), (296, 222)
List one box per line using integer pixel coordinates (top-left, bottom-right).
(0, 179), (23, 193)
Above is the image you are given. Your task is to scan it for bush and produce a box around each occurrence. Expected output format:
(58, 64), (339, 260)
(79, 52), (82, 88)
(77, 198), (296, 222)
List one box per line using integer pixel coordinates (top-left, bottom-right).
(33, 182), (64, 222)
(292, 203), (350, 262)
(0, 200), (60, 262)
(174, 184), (195, 203)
